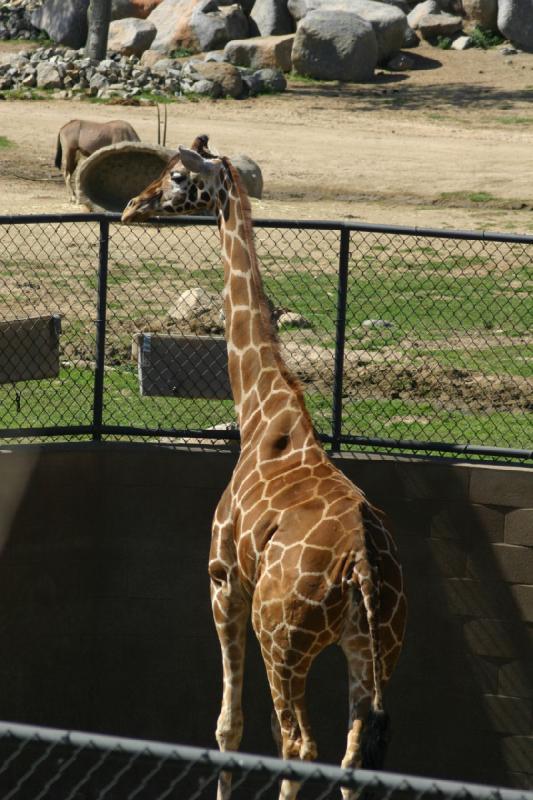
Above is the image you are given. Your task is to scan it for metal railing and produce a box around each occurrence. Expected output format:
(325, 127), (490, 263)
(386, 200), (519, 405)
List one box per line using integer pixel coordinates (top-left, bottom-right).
(0, 213), (531, 463)
(1, 721), (532, 800)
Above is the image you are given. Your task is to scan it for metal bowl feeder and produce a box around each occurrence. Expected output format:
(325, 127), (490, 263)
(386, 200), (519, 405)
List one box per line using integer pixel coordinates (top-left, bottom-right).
(75, 141), (175, 213)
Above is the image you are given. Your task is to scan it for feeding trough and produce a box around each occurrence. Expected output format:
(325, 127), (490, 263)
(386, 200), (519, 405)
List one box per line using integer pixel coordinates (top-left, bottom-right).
(75, 141), (175, 213)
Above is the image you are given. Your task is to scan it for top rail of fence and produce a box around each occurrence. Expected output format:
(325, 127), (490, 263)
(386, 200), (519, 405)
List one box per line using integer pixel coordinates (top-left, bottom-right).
(0, 721), (531, 800)
(3, 212), (533, 244)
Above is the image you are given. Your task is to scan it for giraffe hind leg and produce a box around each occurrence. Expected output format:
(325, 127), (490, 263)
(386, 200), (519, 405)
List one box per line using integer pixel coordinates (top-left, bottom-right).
(210, 570), (249, 800)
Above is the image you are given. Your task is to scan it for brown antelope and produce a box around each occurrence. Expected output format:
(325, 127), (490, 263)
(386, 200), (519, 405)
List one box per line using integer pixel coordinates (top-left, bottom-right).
(55, 119), (140, 201)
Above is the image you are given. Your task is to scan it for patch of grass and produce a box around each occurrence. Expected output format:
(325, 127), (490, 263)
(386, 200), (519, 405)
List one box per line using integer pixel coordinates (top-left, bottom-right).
(435, 35), (453, 50)
(169, 47), (194, 59)
(469, 26), (504, 49)
(439, 190), (497, 205)
(498, 116), (533, 125)
(0, 136), (14, 148)
(3, 87), (49, 101)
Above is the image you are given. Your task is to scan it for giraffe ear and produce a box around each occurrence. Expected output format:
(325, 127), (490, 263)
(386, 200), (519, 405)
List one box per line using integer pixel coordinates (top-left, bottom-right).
(178, 146), (216, 175)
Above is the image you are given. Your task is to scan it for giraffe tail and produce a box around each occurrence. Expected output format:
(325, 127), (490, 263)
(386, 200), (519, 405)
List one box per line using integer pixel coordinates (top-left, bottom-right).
(54, 135), (62, 170)
(358, 502), (391, 770)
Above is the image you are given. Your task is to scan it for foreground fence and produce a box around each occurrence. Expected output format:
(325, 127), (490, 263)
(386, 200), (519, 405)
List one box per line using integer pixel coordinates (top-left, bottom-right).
(0, 213), (531, 462)
(2, 721), (533, 800)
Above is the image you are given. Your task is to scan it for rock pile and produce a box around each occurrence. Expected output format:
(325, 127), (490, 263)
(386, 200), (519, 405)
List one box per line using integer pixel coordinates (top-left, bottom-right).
(0, 2), (46, 40)
(0, 0), (524, 88)
(0, 41), (287, 97)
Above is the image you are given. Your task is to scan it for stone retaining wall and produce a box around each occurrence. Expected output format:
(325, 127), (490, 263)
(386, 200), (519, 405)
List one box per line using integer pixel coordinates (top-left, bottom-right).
(0, 443), (531, 788)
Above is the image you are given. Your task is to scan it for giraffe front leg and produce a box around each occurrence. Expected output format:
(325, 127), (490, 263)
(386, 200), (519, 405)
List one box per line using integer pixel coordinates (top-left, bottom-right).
(210, 561), (249, 800)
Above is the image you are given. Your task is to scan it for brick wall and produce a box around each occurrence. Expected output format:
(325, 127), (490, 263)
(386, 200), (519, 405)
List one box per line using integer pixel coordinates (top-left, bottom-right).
(0, 444), (531, 788)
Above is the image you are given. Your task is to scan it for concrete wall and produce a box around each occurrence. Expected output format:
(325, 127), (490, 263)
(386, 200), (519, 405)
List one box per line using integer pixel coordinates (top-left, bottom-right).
(0, 443), (531, 789)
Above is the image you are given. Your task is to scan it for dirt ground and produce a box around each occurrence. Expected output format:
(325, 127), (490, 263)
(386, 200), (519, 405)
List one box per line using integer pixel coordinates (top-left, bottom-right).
(2, 40), (533, 232)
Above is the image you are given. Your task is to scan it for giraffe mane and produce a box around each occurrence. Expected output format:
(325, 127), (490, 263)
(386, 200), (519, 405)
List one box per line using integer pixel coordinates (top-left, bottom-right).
(223, 158), (318, 438)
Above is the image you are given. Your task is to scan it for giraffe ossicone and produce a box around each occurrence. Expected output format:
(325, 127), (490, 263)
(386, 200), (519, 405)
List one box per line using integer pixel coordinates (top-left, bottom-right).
(122, 135), (407, 800)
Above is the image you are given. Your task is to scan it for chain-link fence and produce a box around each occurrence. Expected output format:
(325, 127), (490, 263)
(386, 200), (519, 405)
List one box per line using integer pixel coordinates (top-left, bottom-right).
(1, 721), (532, 800)
(0, 213), (531, 462)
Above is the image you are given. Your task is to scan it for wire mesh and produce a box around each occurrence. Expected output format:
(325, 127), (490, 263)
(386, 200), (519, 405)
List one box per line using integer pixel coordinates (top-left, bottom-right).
(0, 214), (531, 461)
(1, 722), (532, 800)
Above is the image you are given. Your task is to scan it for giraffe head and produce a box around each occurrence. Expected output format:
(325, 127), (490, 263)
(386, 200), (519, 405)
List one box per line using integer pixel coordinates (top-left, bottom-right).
(122, 134), (227, 223)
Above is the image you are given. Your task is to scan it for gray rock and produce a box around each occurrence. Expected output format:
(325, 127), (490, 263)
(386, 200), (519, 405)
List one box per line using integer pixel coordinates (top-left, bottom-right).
(188, 59), (244, 95)
(407, 0), (439, 29)
(192, 0), (249, 51)
(169, 288), (224, 333)
(498, 0), (533, 51)
(112, 0), (163, 19)
(36, 60), (62, 87)
(190, 77), (220, 94)
(362, 318), (394, 328)
(462, 0), (497, 30)
(278, 311), (312, 329)
(224, 33), (294, 71)
(149, 0), (249, 54)
(250, 0), (294, 35)
(107, 17), (157, 55)
(252, 66), (286, 90)
(89, 72), (109, 92)
(288, 0), (406, 61)
(31, 0), (89, 48)
(229, 154), (263, 197)
(403, 25), (420, 46)
(451, 33), (472, 48)
(292, 9), (377, 80)
(417, 12), (463, 38)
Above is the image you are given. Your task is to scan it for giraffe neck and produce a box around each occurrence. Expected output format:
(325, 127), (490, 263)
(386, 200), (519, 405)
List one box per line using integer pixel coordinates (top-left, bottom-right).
(214, 162), (312, 448)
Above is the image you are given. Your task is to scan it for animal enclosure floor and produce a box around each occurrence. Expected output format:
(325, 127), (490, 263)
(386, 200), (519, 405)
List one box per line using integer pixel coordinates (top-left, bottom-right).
(1, 42), (533, 232)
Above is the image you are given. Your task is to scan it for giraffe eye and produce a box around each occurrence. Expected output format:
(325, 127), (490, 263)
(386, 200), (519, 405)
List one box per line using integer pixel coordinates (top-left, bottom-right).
(171, 172), (186, 184)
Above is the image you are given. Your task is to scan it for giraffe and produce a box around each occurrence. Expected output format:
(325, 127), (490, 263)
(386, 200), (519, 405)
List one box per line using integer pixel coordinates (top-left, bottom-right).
(122, 138), (407, 800)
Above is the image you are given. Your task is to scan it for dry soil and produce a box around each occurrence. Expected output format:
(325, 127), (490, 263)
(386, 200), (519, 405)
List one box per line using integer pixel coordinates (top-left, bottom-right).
(2, 40), (533, 232)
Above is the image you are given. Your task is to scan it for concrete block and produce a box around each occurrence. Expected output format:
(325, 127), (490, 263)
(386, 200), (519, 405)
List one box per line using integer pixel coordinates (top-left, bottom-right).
(466, 654), (499, 693)
(467, 543), (533, 585)
(505, 509), (533, 547)
(483, 694), (532, 735)
(427, 537), (467, 577)
(511, 585), (533, 623)
(500, 735), (533, 774)
(471, 504), (506, 542)
(392, 461), (470, 501)
(445, 578), (516, 619)
(499, 661), (533, 699)
(463, 619), (525, 659)
(470, 467), (533, 508)
(507, 772), (533, 790)
(430, 502), (471, 542)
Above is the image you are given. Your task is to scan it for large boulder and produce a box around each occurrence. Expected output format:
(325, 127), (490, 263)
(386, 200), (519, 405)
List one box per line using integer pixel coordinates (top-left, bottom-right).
(250, 0), (294, 35)
(30, 0), (89, 48)
(183, 59), (244, 95)
(288, 0), (407, 61)
(497, 0), (533, 50)
(291, 9), (377, 81)
(407, 0), (439, 27)
(417, 11), (463, 37)
(461, 0), (497, 29)
(111, 0), (163, 19)
(224, 33), (294, 70)
(107, 17), (157, 54)
(148, 0), (249, 53)
(230, 153), (263, 197)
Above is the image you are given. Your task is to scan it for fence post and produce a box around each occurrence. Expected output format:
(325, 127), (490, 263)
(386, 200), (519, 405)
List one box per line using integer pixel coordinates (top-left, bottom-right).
(331, 226), (350, 453)
(92, 217), (109, 441)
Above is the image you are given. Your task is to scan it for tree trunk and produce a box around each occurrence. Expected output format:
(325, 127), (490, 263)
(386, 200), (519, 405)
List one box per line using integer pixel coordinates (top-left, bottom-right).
(85, 0), (112, 61)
